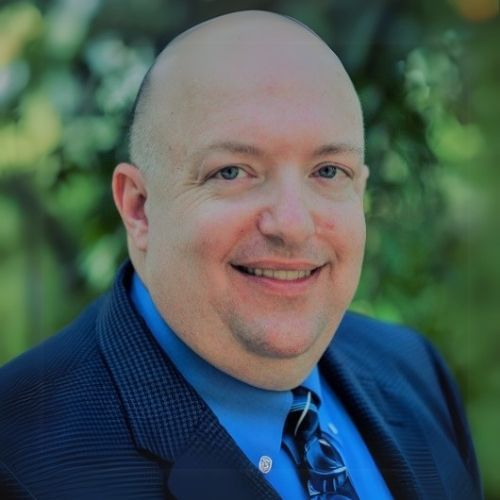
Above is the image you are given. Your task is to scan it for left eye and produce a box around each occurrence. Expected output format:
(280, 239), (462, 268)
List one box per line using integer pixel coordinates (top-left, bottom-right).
(215, 166), (243, 180)
(315, 165), (339, 178)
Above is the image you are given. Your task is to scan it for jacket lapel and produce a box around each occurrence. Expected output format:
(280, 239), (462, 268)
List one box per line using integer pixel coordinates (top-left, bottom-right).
(167, 416), (280, 500)
(320, 342), (424, 499)
(96, 264), (279, 499)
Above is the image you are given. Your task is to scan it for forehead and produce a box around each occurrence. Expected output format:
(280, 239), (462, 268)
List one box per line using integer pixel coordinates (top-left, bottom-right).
(146, 16), (364, 161)
(194, 92), (363, 157)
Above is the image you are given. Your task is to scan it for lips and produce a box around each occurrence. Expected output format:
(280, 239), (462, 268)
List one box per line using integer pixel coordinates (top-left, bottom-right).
(233, 265), (320, 281)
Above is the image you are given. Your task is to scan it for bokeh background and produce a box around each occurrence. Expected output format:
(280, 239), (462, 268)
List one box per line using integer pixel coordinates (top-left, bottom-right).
(0, 0), (498, 496)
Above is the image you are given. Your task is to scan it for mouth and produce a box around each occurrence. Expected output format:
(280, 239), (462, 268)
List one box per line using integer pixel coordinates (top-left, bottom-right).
(232, 265), (321, 281)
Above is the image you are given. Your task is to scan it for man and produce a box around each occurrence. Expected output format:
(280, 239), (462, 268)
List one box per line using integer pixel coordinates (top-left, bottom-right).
(0, 10), (482, 500)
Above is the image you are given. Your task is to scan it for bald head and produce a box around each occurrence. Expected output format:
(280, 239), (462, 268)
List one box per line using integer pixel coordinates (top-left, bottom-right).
(128, 10), (363, 176)
(114, 10), (369, 388)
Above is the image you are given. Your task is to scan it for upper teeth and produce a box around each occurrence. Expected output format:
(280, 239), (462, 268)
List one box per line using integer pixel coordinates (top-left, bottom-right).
(243, 267), (313, 280)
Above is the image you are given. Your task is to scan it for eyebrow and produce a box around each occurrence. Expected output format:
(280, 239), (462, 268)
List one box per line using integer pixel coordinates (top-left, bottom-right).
(312, 143), (364, 158)
(197, 141), (264, 157)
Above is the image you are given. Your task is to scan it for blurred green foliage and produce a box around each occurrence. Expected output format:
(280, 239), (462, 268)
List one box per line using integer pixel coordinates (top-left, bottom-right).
(0, 0), (498, 496)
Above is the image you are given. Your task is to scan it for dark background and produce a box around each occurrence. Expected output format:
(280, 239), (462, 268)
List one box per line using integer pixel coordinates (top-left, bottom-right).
(0, 0), (498, 496)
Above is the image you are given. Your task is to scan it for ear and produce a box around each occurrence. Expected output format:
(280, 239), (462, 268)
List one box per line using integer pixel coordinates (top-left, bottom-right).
(359, 164), (370, 195)
(112, 163), (148, 251)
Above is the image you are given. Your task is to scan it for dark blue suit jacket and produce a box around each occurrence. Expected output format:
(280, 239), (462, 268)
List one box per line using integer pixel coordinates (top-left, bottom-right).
(0, 263), (482, 499)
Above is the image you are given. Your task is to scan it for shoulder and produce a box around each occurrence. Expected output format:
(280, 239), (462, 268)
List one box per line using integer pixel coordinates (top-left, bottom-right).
(337, 310), (425, 344)
(0, 264), (168, 497)
(0, 295), (113, 463)
(334, 311), (436, 368)
(323, 313), (482, 498)
(0, 261), (134, 400)
(0, 296), (104, 401)
(330, 311), (464, 429)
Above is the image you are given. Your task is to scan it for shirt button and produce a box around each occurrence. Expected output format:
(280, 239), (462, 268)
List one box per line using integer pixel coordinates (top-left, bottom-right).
(259, 455), (273, 474)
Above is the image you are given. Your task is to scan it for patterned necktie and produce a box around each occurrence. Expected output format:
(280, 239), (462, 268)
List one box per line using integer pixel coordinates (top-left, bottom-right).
(283, 388), (359, 499)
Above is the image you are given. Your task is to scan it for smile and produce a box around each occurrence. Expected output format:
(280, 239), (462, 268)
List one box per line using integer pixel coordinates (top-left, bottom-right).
(234, 265), (319, 281)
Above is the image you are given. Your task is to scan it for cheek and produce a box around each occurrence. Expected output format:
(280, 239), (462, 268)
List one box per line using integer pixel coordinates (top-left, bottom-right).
(174, 200), (256, 269)
(342, 209), (366, 258)
(318, 198), (366, 247)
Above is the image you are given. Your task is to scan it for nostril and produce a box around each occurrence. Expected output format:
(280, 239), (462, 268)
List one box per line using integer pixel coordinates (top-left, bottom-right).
(257, 203), (315, 244)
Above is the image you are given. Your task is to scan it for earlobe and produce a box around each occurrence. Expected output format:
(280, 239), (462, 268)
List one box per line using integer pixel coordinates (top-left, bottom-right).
(112, 163), (149, 251)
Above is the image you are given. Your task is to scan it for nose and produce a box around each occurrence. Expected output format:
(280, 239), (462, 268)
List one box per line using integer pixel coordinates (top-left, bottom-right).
(257, 176), (316, 246)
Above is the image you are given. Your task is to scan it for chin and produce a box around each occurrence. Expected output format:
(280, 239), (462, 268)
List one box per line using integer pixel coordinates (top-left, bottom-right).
(235, 325), (326, 360)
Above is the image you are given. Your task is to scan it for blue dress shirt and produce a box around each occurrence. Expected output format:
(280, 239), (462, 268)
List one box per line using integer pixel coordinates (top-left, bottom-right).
(130, 273), (392, 499)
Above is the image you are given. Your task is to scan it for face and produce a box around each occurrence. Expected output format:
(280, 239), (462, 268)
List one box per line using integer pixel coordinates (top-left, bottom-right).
(138, 34), (368, 387)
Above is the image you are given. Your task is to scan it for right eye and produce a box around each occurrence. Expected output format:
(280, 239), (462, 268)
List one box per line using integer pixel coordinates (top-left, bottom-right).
(213, 166), (246, 180)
